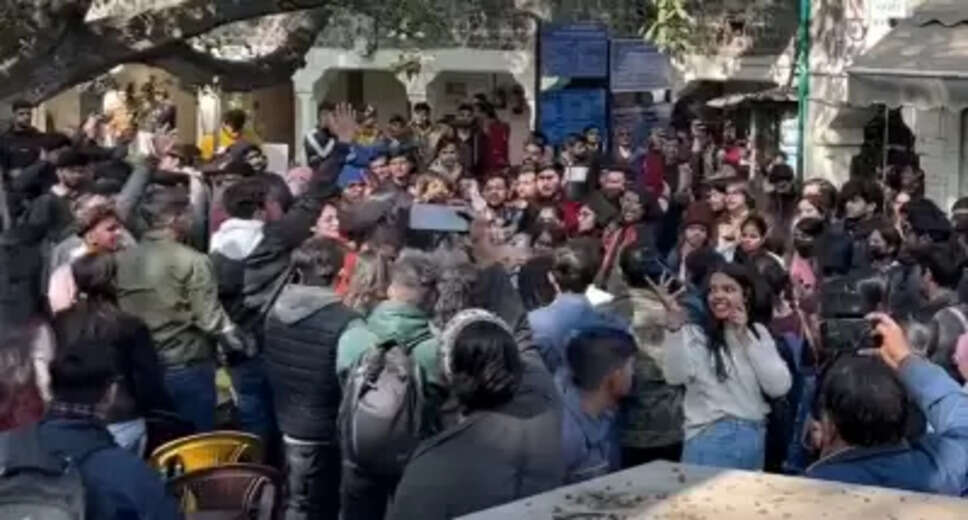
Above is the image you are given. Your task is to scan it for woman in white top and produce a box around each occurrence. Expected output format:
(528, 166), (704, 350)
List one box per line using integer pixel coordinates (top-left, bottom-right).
(661, 261), (792, 470)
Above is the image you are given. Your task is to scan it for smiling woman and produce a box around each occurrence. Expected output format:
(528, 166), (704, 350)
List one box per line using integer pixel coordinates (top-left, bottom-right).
(661, 261), (792, 472)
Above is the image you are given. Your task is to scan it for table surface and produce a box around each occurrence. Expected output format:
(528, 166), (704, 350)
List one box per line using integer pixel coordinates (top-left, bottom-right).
(185, 510), (245, 520)
(460, 461), (968, 520)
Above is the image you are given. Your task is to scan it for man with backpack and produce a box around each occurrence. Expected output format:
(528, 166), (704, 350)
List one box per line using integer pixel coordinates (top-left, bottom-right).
(0, 305), (180, 520)
(263, 237), (360, 520)
(336, 249), (442, 520)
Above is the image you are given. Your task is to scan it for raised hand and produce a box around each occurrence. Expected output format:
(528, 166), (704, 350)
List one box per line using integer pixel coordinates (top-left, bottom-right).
(646, 272), (687, 331)
(152, 127), (178, 159)
(866, 312), (912, 371)
(328, 103), (359, 143)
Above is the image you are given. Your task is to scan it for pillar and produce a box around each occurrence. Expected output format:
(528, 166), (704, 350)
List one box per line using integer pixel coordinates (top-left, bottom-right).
(512, 71), (537, 129)
(293, 88), (316, 166)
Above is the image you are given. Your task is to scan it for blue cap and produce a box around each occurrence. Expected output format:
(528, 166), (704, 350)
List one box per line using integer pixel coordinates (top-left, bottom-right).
(337, 165), (366, 189)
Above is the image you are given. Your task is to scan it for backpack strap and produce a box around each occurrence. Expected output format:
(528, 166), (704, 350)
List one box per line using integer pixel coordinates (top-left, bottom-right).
(945, 306), (968, 332)
(373, 329), (435, 354)
(403, 330), (435, 353)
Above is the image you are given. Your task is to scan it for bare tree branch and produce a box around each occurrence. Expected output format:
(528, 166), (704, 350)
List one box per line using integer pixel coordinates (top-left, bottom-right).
(0, 0), (339, 103)
(143, 9), (328, 91)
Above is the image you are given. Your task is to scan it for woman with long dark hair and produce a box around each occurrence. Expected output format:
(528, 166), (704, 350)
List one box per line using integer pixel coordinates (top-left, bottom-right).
(55, 253), (174, 455)
(661, 262), (792, 470)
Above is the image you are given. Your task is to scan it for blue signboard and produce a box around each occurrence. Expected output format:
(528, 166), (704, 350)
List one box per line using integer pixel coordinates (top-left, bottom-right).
(540, 23), (609, 78)
(610, 39), (670, 92)
(539, 88), (608, 147)
(611, 92), (672, 148)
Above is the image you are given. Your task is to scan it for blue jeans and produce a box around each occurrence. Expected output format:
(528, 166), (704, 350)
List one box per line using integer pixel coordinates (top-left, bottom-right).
(682, 418), (765, 470)
(163, 362), (216, 432)
(227, 356), (277, 444)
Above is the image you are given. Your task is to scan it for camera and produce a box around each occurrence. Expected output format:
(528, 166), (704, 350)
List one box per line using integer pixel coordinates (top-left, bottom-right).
(818, 272), (886, 351)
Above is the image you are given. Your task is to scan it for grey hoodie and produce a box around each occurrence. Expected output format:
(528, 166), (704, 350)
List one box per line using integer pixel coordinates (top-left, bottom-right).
(271, 284), (343, 325)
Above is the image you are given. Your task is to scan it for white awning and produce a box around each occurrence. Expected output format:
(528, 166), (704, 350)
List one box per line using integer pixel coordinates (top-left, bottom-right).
(847, 2), (968, 110)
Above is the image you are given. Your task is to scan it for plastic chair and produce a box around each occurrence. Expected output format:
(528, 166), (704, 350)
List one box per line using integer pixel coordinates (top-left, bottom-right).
(150, 431), (264, 480)
(168, 463), (281, 520)
(144, 410), (196, 458)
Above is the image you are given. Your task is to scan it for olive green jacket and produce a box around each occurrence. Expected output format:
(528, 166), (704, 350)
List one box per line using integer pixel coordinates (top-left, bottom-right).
(115, 230), (230, 368)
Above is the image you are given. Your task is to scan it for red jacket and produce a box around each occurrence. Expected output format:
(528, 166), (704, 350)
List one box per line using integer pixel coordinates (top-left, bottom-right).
(483, 120), (510, 173)
(641, 150), (665, 195)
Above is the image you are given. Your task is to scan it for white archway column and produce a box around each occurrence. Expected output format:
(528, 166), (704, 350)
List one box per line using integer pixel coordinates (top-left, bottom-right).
(512, 71), (537, 129)
(293, 87), (316, 166)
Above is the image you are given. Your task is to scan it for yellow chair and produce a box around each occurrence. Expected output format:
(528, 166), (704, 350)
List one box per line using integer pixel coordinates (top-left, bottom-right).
(150, 431), (264, 480)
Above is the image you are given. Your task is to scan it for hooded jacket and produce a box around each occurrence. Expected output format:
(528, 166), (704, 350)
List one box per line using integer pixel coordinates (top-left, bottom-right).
(337, 300), (440, 385)
(263, 284), (358, 441)
(210, 218), (265, 328)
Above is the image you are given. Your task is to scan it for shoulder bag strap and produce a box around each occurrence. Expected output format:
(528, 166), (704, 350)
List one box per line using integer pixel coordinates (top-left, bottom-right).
(945, 306), (968, 331)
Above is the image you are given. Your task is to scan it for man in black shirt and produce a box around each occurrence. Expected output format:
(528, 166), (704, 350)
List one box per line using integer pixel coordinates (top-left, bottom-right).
(1, 99), (44, 171)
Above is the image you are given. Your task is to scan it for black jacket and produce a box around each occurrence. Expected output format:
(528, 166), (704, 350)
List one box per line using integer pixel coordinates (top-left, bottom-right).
(304, 127), (336, 170)
(0, 126), (44, 170)
(263, 284), (359, 441)
(107, 313), (175, 423)
(35, 417), (181, 520)
(388, 353), (565, 520)
(0, 225), (45, 325)
(237, 145), (347, 335)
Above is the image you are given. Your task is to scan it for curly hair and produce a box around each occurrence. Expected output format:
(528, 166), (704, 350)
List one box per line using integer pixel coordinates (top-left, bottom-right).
(390, 249), (441, 313)
(343, 251), (392, 315)
(432, 246), (478, 329)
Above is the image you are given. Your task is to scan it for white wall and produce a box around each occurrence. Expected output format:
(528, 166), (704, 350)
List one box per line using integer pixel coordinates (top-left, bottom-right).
(363, 71), (410, 123)
(912, 108), (960, 212)
(428, 71), (532, 164)
(318, 70), (409, 126)
(293, 46), (537, 165)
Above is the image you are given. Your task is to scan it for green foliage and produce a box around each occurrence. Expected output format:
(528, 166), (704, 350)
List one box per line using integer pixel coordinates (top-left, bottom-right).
(642, 0), (696, 56)
(640, 0), (795, 58)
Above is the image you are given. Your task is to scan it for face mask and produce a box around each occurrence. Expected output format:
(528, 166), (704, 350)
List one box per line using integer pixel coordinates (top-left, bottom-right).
(869, 247), (889, 261)
(793, 239), (813, 257)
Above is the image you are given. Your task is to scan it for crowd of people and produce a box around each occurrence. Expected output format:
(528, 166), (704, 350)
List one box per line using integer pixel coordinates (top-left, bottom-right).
(0, 92), (967, 520)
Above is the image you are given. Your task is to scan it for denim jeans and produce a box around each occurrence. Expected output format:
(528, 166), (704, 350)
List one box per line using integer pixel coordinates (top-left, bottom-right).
(163, 361), (216, 432)
(682, 418), (765, 470)
(283, 437), (340, 520)
(340, 463), (399, 520)
(107, 417), (147, 457)
(227, 356), (277, 444)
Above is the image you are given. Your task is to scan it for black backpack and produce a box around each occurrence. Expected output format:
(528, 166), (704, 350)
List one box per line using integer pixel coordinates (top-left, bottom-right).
(338, 332), (433, 477)
(0, 425), (95, 520)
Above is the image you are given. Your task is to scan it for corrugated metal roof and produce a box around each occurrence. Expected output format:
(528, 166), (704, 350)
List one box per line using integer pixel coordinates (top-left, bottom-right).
(850, 18), (968, 77)
(911, 0), (968, 27)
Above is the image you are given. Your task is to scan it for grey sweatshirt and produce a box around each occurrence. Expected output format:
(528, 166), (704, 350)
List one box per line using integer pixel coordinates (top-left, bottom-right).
(662, 323), (792, 439)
